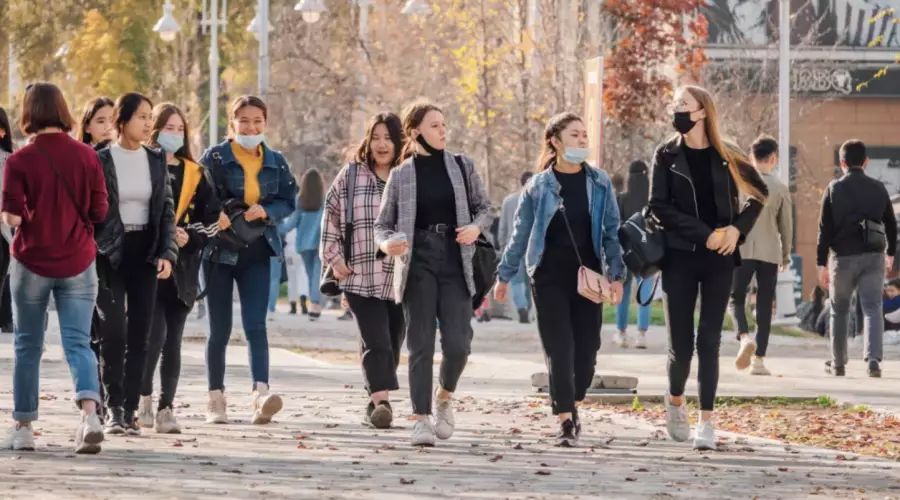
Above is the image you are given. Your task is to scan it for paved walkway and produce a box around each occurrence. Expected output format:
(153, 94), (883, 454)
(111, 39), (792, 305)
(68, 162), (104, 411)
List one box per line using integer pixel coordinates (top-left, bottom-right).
(1, 314), (899, 498)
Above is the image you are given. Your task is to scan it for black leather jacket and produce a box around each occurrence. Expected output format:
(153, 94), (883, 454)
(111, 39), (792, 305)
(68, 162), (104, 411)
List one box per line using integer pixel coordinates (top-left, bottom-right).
(649, 135), (768, 266)
(95, 145), (178, 271)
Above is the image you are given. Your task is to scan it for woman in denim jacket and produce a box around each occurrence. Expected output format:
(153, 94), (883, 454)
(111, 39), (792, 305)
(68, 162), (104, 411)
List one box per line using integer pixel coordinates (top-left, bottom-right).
(495, 112), (625, 447)
(277, 169), (326, 319)
(199, 95), (297, 426)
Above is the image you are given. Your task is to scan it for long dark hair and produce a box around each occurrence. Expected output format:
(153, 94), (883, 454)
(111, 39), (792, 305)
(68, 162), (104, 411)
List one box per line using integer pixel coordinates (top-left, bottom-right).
(353, 112), (403, 167)
(620, 161), (650, 219)
(0, 107), (12, 154)
(150, 103), (194, 161)
(114, 92), (153, 135)
(77, 97), (114, 145)
(536, 112), (583, 171)
(299, 168), (325, 211)
(399, 100), (442, 160)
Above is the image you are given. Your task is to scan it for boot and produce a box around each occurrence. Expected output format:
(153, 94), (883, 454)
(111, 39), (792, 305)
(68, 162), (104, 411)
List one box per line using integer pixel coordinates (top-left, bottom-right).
(289, 301), (297, 315)
(517, 308), (529, 324)
(300, 296), (309, 315)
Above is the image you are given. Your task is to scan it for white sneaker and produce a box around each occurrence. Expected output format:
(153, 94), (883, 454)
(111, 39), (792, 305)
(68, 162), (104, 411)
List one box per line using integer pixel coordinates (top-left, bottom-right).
(411, 419), (436, 447)
(665, 393), (690, 442)
(750, 357), (771, 376)
(155, 408), (182, 434)
(884, 331), (900, 346)
(735, 337), (756, 371)
(613, 330), (629, 348)
(634, 332), (647, 349)
(1, 424), (35, 451)
(137, 395), (155, 429)
(206, 390), (228, 424)
(75, 413), (104, 454)
(251, 383), (283, 425)
(434, 396), (455, 440)
(693, 420), (716, 451)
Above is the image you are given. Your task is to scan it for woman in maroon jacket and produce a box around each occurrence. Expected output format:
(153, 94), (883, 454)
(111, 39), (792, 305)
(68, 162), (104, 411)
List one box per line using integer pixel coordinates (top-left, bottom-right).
(0, 83), (109, 454)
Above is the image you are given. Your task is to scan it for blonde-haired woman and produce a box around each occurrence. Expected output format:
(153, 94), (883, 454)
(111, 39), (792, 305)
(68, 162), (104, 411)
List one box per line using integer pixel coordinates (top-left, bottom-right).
(648, 85), (768, 450)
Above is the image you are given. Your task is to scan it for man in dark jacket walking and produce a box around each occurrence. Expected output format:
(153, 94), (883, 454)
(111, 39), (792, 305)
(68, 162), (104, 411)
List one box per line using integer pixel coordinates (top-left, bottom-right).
(817, 139), (897, 377)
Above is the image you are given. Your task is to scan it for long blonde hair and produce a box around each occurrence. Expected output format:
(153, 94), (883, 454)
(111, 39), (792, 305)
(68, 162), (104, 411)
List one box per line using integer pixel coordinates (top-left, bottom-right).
(680, 85), (766, 201)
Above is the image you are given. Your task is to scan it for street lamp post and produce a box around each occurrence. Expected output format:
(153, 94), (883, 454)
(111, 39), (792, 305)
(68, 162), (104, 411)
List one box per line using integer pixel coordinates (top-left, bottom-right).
(247, 0), (274, 98)
(154, 0), (227, 149)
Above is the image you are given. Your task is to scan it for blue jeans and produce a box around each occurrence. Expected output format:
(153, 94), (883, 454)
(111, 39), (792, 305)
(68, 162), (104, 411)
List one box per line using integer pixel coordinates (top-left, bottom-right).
(205, 240), (271, 391)
(299, 250), (322, 306)
(11, 260), (100, 422)
(509, 263), (531, 312)
(615, 276), (655, 332)
(268, 257), (281, 312)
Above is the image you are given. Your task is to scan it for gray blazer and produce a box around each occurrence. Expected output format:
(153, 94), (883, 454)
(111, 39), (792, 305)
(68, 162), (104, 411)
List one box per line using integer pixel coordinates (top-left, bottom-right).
(375, 152), (493, 303)
(739, 171), (793, 266)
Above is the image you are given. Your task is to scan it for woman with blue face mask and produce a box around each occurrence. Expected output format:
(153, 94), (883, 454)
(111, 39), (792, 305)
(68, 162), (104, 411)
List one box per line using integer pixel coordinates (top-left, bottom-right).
(137, 103), (220, 434)
(494, 112), (625, 448)
(199, 96), (297, 426)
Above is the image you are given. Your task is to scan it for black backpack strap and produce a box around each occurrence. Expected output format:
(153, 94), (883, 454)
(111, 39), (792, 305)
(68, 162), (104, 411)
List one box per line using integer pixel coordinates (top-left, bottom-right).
(343, 163), (358, 261)
(636, 277), (660, 307)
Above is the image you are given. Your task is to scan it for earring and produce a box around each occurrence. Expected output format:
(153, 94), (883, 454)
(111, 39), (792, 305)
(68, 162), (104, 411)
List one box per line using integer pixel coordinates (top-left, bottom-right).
(413, 141), (418, 158)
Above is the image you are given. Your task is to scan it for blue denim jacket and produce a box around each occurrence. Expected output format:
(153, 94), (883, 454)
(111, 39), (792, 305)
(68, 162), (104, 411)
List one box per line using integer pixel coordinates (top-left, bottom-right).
(497, 164), (624, 282)
(277, 208), (323, 253)
(199, 140), (297, 265)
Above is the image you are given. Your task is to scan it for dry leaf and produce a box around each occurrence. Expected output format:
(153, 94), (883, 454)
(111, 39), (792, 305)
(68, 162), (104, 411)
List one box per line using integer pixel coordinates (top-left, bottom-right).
(400, 478), (416, 485)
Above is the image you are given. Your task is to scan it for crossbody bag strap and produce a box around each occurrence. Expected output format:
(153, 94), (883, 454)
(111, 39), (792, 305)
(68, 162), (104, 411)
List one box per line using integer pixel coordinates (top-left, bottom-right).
(558, 205), (585, 268)
(343, 162), (358, 261)
(34, 143), (92, 230)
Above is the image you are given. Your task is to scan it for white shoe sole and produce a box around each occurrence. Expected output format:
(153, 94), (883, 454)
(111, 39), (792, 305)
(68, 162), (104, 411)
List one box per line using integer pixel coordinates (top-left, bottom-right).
(735, 340), (756, 371)
(76, 429), (104, 454)
(411, 436), (435, 447)
(206, 415), (228, 424)
(156, 425), (182, 434)
(104, 426), (126, 435)
(693, 440), (716, 451)
(750, 368), (771, 376)
(252, 394), (283, 425)
(137, 415), (155, 429)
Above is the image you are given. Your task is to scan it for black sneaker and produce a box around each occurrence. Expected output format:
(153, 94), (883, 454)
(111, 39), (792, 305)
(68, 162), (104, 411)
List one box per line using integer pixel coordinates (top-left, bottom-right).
(517, 308), (529, 324)
(289, 301), (297, 315)
(868, 360), (882, 378)
(104, 407), (126, 435)
(123, 409), (141, 436)
(572, 408), (582, 438)
(366, 401), (393, 429)
(300, 296), (309, 315)
(825, 360), (845, 377)
(338, 310), (354, 321)
(555, 419), (578, 447)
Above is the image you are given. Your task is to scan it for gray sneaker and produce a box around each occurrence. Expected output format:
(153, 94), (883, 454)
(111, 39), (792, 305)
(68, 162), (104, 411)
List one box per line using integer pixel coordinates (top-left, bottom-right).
(411, 419), (436, 447)
(1, 424), (34, 451)
(665, 393), (690, 442)
(434, 398), (455, 440)
(155, 408), (181, 434)
(75, 413), (104, 454)
(693, 421), (716, 451)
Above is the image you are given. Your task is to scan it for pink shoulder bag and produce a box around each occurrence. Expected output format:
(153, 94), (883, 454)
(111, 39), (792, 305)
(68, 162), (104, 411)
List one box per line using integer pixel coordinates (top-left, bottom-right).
(559, 206), (611, 304)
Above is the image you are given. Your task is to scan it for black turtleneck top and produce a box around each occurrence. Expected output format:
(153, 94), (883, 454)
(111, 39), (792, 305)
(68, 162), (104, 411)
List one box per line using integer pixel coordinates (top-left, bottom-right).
(414, 151), (457, 229)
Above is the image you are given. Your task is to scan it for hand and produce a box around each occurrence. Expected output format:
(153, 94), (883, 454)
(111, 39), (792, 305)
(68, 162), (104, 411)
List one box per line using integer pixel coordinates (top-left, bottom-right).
(817, 265), (830, 289)
(218, 211), (231, 230)
(244, 204), (267, 221)
(455, 224), (481, 245)
(608, 281), (624, 305)
(157, 259), (173, 280)
(380, 239), (408, 257)
(1, 212), (22, 228)
(716, 226), (740, 255)
(706, 231), (723, 251)
(332, 258), (352, 280)
(175, 227), (189, 248)
(494, 281), (509, 303)
(341, 294), (349, 310)
(887, 256), (895, 275)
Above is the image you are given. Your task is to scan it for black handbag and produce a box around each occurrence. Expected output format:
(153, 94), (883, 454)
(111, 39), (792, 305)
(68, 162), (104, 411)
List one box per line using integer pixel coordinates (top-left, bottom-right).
(214, 199), (270, 253)
(454, 155), (498, 310)
(617, 207), (665, 302)
(320, 163), (358, 297)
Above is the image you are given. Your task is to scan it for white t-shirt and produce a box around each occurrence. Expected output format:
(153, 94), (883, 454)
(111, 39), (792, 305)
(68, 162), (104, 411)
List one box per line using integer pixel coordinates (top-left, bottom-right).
(110, 143), (152, 225)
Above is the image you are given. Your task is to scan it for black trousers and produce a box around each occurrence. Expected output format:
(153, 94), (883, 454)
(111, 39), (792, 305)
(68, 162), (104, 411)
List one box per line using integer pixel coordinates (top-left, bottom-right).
(0, 238), (11, 329)
(95, 230), (159, 412)
(404, 230), (473, 415)
(345, 292), (405, 395)
(533, 247), (602, 415)
(729, 259), (778, 357)
(661, 249), (734, 412)
(141, 279), (191, 410)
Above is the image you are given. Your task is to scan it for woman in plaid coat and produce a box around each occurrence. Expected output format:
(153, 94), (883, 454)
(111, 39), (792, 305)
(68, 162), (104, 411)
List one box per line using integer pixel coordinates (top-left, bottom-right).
(320, 112), (405, 429)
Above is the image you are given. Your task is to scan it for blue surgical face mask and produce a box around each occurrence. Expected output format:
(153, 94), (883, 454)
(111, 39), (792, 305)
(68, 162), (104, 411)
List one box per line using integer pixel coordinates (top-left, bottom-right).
(156, 132), (184, 154)
(235, 134), (265, 150)
(562, 147), (590, 164)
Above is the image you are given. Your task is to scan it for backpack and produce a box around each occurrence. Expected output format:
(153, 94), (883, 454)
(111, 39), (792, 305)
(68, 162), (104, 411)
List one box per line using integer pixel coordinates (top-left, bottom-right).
(617, 207), (664, 305)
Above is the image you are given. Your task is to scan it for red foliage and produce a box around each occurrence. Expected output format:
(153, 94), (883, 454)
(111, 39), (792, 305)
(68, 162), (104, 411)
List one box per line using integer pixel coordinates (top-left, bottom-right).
(601, 0), (709, 127)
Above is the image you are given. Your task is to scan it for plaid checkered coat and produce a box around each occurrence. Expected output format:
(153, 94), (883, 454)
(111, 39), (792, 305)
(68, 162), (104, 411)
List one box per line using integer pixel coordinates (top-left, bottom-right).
(374, 152), (493, 303)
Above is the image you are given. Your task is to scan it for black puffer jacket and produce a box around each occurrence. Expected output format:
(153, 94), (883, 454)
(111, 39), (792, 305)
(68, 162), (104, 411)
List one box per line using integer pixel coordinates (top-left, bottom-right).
(95, 145), (178, 271)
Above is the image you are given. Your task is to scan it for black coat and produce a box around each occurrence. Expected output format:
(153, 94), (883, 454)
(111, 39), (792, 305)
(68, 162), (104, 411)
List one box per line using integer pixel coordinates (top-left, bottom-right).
(648, 135), (768, 266)
(95, 145), (178, 272)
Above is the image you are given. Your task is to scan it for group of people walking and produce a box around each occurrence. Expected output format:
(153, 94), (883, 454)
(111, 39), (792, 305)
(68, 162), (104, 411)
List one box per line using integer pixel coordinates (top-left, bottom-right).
(0, 80), (892, 456)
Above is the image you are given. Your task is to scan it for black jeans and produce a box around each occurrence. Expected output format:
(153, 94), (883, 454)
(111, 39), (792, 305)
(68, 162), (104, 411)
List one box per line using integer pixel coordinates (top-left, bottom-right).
(729, 259), (778, 356)
(404, 230), (473, 415)
(141, 280), (191, 410)
(533, 247), (602, 415)
(95, 230), (159, 411)
(0, 237), (11, 329)
(345, 292), (405, 395)
(662, 249), (734, 412)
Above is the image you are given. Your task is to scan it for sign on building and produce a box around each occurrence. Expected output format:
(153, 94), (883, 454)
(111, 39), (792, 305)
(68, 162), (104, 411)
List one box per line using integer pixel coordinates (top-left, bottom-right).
(583, 57), (603, 169)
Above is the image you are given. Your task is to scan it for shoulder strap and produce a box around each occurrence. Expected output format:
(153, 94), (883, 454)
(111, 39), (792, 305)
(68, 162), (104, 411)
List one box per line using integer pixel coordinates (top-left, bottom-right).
(558, 206), (585, 267)
(342, 163), (358, 260)
(34, 142), (92, 230)
(453, 154), (474, 223)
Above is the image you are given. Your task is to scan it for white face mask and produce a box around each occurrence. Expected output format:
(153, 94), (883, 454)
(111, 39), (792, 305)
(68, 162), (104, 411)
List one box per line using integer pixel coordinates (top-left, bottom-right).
(562, 147), (590, 164)
(156, 132), (184, 153)
(235, 134), (265, 149)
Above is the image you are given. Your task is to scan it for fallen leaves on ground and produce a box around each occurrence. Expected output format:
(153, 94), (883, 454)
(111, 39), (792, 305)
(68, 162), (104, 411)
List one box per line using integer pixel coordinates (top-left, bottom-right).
(400, 478), (416, 485)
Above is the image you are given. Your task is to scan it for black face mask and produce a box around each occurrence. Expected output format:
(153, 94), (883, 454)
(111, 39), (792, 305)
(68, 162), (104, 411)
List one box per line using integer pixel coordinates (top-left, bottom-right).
(672, 111), (698, 135)
(415, 134), (444, 155)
